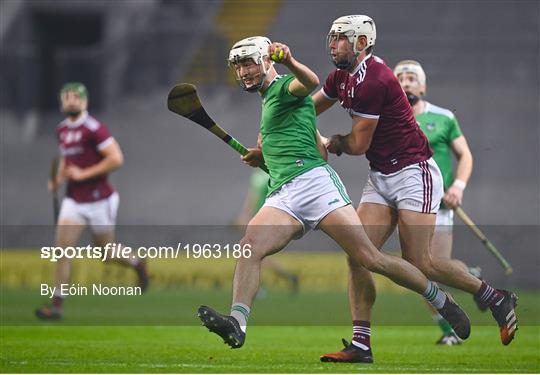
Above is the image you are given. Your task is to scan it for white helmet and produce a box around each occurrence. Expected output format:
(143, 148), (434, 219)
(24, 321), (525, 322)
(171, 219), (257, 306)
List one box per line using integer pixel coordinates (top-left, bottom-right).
(228, 36), (272, 92)
(328, 15), (376, 55)
(393, 60), (426, 86)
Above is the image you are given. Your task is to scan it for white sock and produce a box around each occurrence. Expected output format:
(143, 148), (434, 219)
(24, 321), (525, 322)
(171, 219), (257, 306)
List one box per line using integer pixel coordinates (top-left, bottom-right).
(231, 303), (250, 333)
(423, 282), (447, 310)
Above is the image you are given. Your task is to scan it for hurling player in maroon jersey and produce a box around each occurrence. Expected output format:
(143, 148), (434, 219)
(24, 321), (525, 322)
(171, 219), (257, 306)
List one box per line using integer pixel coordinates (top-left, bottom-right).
(35, 82), (149, 320)
(313, 16), (518, 362)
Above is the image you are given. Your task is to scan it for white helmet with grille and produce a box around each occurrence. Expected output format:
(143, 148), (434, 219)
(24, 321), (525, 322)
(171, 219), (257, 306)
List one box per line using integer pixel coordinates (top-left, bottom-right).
(228, 36), (272, 92)
(328, 15), (376, 55)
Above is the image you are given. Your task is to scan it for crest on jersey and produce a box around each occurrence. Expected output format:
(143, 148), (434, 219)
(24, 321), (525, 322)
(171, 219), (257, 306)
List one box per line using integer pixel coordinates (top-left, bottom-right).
(426, 122), (436, 131)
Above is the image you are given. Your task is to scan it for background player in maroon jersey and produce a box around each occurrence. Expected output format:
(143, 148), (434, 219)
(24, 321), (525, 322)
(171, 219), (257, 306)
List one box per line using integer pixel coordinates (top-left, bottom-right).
(313, 15), (518, 362)
(35, 82), (148, 320)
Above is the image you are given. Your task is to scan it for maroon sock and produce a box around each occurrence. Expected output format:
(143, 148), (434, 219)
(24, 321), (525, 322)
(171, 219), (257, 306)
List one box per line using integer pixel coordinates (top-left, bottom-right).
(475, 281), (503, 307)
(352, 320), (371, 350)
(52, 295), (64, 309)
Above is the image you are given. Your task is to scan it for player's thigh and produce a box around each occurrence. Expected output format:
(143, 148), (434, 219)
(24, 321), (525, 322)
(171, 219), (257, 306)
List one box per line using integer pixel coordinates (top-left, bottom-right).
(242, 206), (303, 259)
(431, 208), (454, 259)
(357, 202), (397, 248)
(397, 209), (436, 265)
(318, 204), (379, 267)
(431, 230), (453, 259)
(88, 192), (119, 235)
(92, 230), (115, 248)
(55, 219), (85, 247)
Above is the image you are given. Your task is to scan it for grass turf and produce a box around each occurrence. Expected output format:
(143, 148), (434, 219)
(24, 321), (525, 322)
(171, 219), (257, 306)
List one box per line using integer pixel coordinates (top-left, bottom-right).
(1, 289), (539, 373)
(1, 325), (539, 373)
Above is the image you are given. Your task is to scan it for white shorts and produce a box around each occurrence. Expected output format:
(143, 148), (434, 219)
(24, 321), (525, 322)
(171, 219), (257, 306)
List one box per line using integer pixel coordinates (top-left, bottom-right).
(360, 158), (443, 214)
(435, 208), (454, 232)
(263, 165), (351, 235)
(58, 192), (119, 234)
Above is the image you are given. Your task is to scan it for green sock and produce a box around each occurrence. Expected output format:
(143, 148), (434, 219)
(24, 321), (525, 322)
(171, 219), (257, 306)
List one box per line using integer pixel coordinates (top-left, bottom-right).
(436, 315), (454, 335)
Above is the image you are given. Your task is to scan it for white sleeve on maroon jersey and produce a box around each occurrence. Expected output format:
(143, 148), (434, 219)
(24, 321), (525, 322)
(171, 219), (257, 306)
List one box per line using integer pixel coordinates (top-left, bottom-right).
(92, 121), (114, 151)
(321, 72), (338, 99)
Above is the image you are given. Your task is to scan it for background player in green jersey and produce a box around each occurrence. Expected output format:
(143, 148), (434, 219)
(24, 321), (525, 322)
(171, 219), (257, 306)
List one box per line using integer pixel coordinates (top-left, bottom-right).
(394, 60), (483, 345)
(197, 36), (470, 353)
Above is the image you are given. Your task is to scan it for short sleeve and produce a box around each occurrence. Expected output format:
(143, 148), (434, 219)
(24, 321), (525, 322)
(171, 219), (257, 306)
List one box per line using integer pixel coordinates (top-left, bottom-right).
(351, 79), (386, 119)
(448, 116), (463, 141)
(321, 71), (338, 99)
(94, 123), (114, 150)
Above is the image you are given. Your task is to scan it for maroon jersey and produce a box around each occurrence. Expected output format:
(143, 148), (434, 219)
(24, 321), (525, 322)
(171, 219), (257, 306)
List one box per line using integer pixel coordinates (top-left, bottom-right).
(56, 111), (115, 202)
(322, 54), (432, 174)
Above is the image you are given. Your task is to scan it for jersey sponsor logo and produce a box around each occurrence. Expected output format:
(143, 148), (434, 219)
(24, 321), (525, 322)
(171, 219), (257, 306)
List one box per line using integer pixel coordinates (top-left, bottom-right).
(61, 130), (83, 144)
(60, 146), (84, 156)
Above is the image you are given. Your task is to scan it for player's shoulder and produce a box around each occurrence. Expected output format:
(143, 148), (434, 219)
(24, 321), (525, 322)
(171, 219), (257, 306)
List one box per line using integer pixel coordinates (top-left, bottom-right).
(83, 114), (104, 132)
(424, 102), (455, 120)
(363, 55), (394, 84)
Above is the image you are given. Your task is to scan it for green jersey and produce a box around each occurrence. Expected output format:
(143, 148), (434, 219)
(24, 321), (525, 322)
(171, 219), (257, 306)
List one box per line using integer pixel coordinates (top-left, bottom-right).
(416, 102), (463, 191)
(260, 74), (327, 195)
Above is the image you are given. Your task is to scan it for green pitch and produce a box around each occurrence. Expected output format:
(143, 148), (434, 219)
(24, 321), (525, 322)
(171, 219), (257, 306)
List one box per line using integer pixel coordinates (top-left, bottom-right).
(1, 325), (539, 373)
(1, 289), (539, 373)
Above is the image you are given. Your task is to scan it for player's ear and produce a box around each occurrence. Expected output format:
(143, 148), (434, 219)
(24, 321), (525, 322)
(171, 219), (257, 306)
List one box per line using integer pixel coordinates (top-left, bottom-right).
(357, 36), (368, 51)
(263, 56), (273, 70)
(81, 98), (88, 111)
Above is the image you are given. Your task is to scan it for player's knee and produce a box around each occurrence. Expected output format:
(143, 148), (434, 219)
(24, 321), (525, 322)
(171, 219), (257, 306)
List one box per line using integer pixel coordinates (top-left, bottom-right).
(411, 257), (437, 279)
(347, 256), (373, 277)
(239, 235), (265, 261)
(357, 252), (384, 273)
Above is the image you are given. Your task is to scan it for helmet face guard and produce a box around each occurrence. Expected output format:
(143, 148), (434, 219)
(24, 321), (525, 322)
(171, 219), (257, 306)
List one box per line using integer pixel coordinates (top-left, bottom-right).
(228, 36), (272, 92)
(394, 60), (427, 102)
(326, 31), (359, 69)
(228, 56), (268, 92)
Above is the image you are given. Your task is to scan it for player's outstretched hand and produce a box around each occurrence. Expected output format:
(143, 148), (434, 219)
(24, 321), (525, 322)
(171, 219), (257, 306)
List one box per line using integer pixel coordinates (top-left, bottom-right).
(241, 148), (264, 168)
(268, 42), (291, 65)
(326, 135), (343, 156)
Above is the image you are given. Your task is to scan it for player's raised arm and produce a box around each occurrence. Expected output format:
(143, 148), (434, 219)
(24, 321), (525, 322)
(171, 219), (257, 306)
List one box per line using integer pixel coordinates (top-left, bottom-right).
(269, 42), (319, 97)
(312, 90), (337, 116)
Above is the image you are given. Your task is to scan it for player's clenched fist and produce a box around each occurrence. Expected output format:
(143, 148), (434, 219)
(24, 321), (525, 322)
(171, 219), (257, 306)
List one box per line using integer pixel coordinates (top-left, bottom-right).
(326, 135), (343, 156)
(241, 148), (265, 168)
(268, 42), (291, 64)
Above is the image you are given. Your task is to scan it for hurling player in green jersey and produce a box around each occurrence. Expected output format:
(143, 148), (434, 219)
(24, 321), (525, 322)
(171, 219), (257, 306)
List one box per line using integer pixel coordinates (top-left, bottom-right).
(197, 36), (470, 352)
(234, 169), (299, 294)
(394, 60), (483, 346)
